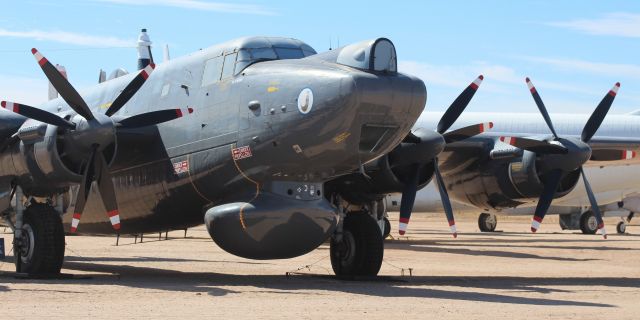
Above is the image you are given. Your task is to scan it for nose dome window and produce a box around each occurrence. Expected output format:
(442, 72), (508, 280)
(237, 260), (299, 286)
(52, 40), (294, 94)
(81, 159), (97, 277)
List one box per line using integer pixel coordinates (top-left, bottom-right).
(336, 38), (397, 73)
(371, 39), (397, 72)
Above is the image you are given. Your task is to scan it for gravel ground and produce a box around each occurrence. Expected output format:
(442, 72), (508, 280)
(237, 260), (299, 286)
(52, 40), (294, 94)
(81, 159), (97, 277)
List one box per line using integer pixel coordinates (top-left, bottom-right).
(1, 213), (639, 319)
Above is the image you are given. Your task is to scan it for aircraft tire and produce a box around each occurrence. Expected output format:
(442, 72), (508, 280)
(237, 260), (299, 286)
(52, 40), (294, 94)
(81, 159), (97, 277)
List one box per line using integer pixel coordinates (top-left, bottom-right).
(14, 204), (65, 275)
(617, 221), (626, 234)
(330, 212), (383, 277)
(382, 217), (391, 239)
(478, 213), (497, 232)
(580, 211), (598, 235)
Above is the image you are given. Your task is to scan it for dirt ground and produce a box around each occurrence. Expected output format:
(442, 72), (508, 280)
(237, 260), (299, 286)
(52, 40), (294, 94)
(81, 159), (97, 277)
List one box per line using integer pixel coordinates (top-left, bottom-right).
(1, 212), (639, 320)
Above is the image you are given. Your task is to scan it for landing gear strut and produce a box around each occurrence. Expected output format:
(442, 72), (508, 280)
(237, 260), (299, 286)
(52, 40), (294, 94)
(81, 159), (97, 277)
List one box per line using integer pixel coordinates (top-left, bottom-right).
(13, 200), (65, 275)
(330, 212), (383, 276)
(478, 213), (497, 232)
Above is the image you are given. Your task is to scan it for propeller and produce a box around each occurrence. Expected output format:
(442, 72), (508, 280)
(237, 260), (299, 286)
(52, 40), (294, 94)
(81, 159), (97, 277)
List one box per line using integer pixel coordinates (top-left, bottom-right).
(500, 78), (623, 238)
(4, 48), (193, 232)
(395, 75), (489, 237)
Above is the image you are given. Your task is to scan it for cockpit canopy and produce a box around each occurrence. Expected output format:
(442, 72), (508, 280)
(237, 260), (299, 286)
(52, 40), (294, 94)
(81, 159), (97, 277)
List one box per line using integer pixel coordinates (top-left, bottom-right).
(202, 37), (316, 86)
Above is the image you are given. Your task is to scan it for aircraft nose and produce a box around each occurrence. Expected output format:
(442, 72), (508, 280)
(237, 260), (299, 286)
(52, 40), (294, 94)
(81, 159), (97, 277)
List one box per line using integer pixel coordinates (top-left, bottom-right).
(348, 71), (426, 157)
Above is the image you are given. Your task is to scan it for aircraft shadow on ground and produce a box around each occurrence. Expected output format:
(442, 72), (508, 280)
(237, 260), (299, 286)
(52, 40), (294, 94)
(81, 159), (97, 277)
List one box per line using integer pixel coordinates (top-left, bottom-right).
(2, 258), (627, 308)
(385, 242), (599, 262)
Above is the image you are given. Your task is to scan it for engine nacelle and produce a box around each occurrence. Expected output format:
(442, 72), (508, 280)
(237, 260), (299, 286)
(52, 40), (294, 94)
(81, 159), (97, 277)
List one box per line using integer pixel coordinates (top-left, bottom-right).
(326, 154), (434, 205)
(0, 122), (81, 196)
(447, 150), (581, 210)
(204, 191), (338, 259)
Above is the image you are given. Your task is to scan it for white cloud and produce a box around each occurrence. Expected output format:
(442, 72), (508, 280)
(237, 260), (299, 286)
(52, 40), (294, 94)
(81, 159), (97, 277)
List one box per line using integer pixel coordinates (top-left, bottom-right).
(0, 29), (133, 47)
(546, 12), (640, 38)
(518, 56), (640, 79)
(398, 60), (521, 94)
(0, 75), (48, 106)
(94, 0), (276, 15)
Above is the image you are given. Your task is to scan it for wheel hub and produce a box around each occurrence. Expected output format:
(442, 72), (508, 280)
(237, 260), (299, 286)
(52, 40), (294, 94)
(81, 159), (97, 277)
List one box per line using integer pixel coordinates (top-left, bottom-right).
(336, 231), (356, 266)
(587, 215), (598, 230)
(16, 223), (35, 263)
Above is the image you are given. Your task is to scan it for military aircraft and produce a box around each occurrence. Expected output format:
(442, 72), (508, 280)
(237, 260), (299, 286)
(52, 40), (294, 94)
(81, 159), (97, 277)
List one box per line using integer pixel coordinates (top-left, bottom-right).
(381, 81), (640, 239)
(0, 32), (496, 277)
(387, 120), (640, 236)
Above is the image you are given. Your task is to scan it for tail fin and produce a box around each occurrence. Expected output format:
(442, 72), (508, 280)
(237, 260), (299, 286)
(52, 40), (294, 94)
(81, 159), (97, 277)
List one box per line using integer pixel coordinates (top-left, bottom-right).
(48, 64), (67, 100)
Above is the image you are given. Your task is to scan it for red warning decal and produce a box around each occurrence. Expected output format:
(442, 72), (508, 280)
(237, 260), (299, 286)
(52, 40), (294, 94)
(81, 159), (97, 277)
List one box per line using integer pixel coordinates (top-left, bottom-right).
(232, 146), (253, 160)
(173, 160), (189, 174)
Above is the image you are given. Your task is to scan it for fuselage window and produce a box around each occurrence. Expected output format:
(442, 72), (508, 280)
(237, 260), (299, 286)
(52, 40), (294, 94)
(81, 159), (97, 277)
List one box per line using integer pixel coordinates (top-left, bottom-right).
(202, 56), (223, 86)
(221, 52), (238, 80)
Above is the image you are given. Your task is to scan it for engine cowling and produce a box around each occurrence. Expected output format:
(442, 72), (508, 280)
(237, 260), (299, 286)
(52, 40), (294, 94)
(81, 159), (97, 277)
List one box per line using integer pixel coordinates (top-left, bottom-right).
(325, 153), (434, 205)
(0, 120), (115, 196)
(446, 150), (581, 210)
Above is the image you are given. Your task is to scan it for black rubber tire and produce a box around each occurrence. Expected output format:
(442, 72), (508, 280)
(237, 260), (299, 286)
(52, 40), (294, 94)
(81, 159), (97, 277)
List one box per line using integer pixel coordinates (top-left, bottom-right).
(617, 221), (626, 234)
(478, 213), (497, 232)
(580, 211), (598, 235)
(15, 204), (65, 274)
(330, 212), (384, 277)
(382, 217), (391, 239)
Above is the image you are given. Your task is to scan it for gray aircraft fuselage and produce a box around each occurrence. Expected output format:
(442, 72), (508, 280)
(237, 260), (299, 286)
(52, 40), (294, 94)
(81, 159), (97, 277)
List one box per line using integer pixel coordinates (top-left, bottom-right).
(0, 37), (426, 259)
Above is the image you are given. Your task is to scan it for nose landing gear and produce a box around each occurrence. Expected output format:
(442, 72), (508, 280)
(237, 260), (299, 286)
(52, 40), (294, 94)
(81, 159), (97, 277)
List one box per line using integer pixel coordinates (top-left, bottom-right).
(330, 212), (383, 277)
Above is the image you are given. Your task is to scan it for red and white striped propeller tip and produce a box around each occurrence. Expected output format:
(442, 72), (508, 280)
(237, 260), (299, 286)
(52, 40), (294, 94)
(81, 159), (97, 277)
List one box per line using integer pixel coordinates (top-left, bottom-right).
(609, 82), (621, 96)
(31, 48), (48, 66)
(531, 216), (542, 233)
(622, 150), (636, 160)
(108, 210), (121, 230)
(470, 75), (484, 89)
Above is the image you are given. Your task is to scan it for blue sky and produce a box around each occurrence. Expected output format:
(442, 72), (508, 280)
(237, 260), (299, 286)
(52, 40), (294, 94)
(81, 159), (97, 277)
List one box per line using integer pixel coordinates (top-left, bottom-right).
(1, 0), (640, 115)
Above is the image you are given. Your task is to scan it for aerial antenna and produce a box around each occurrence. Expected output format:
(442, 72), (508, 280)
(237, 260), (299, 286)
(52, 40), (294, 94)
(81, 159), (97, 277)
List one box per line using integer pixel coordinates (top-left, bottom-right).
(337, 36), (340, 48)
(163, 44), (170, 62)
(329, 37), (332, 51)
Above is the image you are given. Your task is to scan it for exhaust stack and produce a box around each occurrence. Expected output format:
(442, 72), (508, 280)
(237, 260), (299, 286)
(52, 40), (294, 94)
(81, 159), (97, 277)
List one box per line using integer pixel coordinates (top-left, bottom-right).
(137, 28), (154, 70)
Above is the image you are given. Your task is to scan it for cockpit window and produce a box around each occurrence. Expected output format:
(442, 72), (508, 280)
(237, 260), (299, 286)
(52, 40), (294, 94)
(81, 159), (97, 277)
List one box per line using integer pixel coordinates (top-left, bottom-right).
(250, 47), (278, 60)
(221, 52), (238, 80)
(202, 56), (223, 86)
(274, 47), (304, 59)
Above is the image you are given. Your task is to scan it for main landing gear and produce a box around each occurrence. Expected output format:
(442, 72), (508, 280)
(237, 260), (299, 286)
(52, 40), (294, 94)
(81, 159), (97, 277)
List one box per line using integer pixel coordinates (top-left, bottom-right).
(478, 213), (497, 232)
(580, 210), (598, 235)
(9, 188), (65, 275)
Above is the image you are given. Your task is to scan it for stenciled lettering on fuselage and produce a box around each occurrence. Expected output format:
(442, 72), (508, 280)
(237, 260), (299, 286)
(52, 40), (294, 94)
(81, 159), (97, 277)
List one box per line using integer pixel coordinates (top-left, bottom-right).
(232, 146), (253, 161)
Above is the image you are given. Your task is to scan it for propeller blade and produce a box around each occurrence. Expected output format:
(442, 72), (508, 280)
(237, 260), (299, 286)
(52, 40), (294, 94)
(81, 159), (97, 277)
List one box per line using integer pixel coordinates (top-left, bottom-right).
(581, 82), (620, 143)
(95, 152), (121, 230)
(590, 149), (636, 161)
(500, 136), (568, 154)
(436, 75), (484, 134)
(117, 107), (193, 128)
(579, 167), (607, 239)
(398, 164), (420, 235)
(433, 159), (456, 237)
(70, 149), (97, 233)
(1, 101), (75, 129)
(443, 122), (493, 144)
(105, 63), (156, 117)
(531, 169), (564, 233)
(526, 78), (559, 139)
(31, 48), (94, 120)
